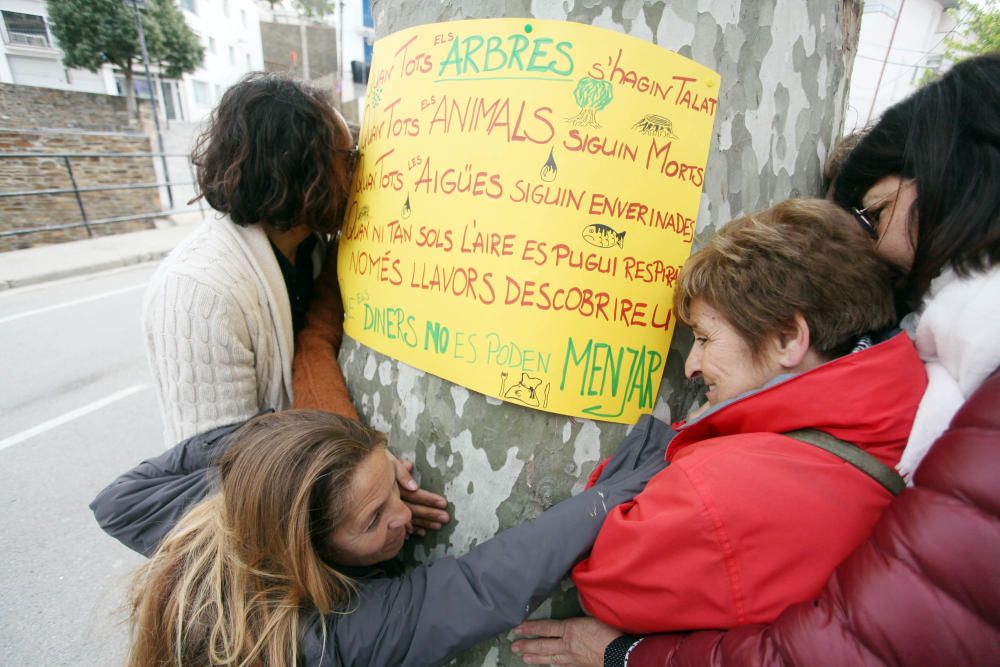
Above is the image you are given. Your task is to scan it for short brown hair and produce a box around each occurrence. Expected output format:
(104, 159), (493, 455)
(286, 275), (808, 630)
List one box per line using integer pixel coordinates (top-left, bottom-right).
(674, 199), (895, 360)
(192, 72), (354, 233)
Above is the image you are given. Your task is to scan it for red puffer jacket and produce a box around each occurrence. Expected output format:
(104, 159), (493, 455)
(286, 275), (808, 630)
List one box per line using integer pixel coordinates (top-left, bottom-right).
(574, 333), (925, 633)
(626, 369), (1000, 667)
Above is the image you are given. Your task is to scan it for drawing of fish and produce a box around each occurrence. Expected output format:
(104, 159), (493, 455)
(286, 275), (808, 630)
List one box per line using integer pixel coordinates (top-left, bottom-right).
(582, 224), (626, 249)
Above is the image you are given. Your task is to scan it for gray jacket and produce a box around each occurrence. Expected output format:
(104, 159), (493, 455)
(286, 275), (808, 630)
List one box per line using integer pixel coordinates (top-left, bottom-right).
(91, 416), (673, 666)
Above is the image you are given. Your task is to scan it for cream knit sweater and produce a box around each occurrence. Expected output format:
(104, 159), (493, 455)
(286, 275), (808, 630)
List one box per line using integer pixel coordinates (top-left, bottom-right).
(142, 216), (296, 445)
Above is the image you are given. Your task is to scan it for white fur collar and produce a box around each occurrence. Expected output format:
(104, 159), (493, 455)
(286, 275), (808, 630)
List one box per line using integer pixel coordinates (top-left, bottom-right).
(897, 265), (1000, 481)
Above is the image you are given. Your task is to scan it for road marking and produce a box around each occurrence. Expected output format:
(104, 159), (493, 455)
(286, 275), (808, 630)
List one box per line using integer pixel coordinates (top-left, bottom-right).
(0, 383), (150, 452)
(0, 262), (156, 297)
(0, 283), (148, 325)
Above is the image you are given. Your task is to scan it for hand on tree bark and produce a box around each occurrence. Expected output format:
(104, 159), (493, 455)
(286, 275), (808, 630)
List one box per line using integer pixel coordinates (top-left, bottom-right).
(390, 453), (450, 536)
(512, 617), (622, 666)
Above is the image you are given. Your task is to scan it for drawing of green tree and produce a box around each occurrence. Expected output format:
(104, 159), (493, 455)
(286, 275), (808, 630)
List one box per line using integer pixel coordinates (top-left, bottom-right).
(566, 77), (614, 128)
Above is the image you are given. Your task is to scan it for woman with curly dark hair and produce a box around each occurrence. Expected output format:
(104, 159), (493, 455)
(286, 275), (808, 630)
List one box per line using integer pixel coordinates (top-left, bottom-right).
(144, 73), (353, 444)
(142, 73), (448, 532)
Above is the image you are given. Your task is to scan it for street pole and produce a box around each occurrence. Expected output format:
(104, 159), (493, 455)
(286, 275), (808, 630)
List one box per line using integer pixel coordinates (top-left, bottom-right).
(129, 0), (174, 209)
(338, 0), (345, 109)
(867, 0), (907, 125)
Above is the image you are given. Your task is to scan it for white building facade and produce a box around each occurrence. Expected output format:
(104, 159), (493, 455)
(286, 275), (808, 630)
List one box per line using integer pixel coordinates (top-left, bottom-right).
(256, 0), (372, 122)
(0, 0), (114, 94)
(846, 0), (959, 131)
(0, 0), (264, 124)
(179, 0), (264, 122)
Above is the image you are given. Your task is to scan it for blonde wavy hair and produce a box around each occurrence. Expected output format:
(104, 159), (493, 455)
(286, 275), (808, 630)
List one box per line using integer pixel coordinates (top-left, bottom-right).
(126, 411), (385, 667)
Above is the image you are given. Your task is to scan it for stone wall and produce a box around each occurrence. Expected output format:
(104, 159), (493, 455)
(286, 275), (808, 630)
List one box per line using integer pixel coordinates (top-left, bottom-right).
(305, 24), (338, 78)
(0, 82), (140, 133)
(0, 129), (159, 252)
(0, 83), (161, 251)
(261, 22), (303, 75)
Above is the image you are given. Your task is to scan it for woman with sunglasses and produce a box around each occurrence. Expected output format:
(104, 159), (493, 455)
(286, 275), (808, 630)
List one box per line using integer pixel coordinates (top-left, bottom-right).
(831, 51), (1000, 482)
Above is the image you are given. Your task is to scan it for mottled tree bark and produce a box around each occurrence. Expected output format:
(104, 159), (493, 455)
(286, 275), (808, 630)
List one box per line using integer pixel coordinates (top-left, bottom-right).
(342, 2), (861, 664)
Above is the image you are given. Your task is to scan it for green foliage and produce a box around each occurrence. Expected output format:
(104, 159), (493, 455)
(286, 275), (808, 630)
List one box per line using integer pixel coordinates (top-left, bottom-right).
(147, 0), (204, 78)
(572, 77), (614, 111)
(48, 0), (138, 72)
(946, 0), (1000, 57)
(922, 0), (1000, 83)
(48, 0), (203, 76)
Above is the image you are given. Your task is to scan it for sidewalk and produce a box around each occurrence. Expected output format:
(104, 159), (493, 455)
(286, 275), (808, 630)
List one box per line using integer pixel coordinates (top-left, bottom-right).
(0, 213), (204, 291)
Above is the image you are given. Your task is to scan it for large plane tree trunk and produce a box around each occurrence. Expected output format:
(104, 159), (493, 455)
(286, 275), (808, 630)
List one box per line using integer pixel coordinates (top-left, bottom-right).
(341, 2), (862, 664)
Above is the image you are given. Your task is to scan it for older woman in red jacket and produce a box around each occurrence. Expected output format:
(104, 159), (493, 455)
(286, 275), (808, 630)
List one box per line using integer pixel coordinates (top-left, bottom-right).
(513, 368), (999, 666)
(512, 198), (930, 662)
(580, 199), (924, 633)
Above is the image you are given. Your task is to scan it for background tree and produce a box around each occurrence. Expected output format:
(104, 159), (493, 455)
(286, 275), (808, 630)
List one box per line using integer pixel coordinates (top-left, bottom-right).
(48, 0), (204, 119)
(921, 0), (999, 84)
(919, 0), (1000, 86)
(146, 0), (203, 79)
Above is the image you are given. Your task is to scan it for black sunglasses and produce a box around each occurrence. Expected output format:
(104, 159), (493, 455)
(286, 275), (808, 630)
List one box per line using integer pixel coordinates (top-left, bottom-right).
(850, 204), (880, 240)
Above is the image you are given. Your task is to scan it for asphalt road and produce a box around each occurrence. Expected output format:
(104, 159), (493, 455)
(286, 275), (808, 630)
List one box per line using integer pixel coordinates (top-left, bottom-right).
(0, 264), (165, 666)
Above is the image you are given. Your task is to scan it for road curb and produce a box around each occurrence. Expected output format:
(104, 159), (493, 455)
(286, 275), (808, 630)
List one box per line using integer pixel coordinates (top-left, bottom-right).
(0, 220), (200, 293)
(0, 251), (169, 291)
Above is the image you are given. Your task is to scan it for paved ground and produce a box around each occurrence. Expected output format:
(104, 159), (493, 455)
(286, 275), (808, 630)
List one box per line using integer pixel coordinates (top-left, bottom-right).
(0, 120), (206, 663)
(0, 263), (165, 666)
(0, 214), (202, 290)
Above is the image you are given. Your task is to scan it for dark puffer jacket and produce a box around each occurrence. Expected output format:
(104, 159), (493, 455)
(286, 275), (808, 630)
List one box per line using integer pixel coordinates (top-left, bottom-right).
(626, 369), (1000, 667)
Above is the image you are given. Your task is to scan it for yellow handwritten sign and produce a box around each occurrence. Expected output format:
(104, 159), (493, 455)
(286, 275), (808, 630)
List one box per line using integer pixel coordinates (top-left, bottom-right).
(340, 19), (719, 423)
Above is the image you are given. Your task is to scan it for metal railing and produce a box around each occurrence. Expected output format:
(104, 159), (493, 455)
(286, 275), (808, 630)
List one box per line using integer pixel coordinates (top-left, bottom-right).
(0, 150), (205, 239)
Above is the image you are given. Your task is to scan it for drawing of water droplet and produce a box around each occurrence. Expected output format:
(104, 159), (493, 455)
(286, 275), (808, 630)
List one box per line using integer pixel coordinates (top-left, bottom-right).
(540, 148), (558, 182)
(401, 193), (411, 219)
